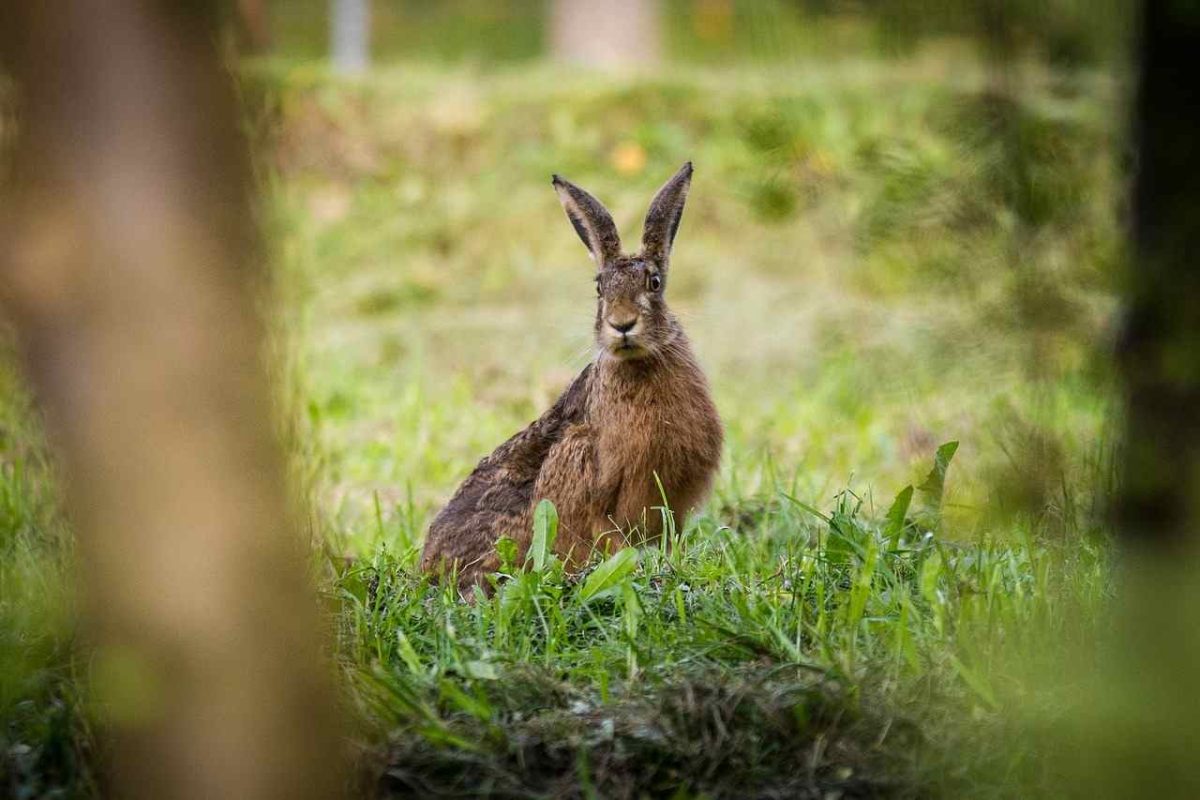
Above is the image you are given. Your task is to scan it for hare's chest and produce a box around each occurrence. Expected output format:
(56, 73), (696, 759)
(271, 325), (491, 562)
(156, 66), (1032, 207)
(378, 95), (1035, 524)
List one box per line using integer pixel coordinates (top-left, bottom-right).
(594, 386), (709, 520)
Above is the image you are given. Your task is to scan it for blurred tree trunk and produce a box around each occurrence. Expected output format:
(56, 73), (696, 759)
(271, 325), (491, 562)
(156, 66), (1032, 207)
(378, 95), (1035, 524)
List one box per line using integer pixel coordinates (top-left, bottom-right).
(237, 0), (273, 54)
(551, 0), (662, 69)
(0, 3), (343, 799)
(331, 0), (370, 74)
(1117, 0), (1200, 548)
(1075, 4), (1200, 795)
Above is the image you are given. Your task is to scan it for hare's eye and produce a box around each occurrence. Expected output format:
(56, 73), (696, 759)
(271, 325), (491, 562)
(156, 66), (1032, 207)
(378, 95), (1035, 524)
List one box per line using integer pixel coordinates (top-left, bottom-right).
(595, 281), (602, 297)
(648, 274), (662, 292)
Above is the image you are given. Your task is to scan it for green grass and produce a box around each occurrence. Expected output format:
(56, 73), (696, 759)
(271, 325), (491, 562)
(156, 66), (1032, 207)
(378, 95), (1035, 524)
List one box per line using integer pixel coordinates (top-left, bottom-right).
(0, 354), (95, 796)
(338, 464), (1108, 796)
(3, 52), (1121, 796)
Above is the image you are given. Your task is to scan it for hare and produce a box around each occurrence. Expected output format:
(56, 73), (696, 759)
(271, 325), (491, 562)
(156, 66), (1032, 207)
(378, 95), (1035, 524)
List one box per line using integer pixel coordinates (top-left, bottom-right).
(420, 162), (722, 590)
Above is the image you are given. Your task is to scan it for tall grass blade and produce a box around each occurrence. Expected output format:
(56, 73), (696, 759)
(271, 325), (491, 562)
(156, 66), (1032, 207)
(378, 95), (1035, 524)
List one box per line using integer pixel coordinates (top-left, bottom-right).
(917, 441), (959, 524)
(884, 484), (913, 547)
(528, 499), (558, 572)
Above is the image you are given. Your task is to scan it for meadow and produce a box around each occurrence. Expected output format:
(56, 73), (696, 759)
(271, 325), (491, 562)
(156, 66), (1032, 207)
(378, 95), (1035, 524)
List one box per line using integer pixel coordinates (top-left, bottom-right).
(3, 49), (1122, 796)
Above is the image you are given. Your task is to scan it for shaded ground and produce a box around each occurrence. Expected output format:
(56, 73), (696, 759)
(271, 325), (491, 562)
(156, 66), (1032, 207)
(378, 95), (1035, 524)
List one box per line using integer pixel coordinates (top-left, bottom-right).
(374, 667), (906, 799)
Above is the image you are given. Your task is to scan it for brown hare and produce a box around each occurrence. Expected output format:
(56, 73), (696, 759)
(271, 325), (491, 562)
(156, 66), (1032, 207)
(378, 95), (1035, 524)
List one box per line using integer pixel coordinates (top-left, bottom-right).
(420, 162), (723, 590)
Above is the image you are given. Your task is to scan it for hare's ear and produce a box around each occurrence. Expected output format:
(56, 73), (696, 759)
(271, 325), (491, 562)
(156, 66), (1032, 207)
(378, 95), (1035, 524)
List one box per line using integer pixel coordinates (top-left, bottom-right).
(552, 175), (622, 266)
(641, 161), (692, 265)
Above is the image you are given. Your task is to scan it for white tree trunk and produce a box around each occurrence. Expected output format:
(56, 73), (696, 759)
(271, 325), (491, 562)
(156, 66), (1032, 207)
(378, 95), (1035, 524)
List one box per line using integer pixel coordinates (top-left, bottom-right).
(551, 0), (662, 69)
(331, 0), (369, 74)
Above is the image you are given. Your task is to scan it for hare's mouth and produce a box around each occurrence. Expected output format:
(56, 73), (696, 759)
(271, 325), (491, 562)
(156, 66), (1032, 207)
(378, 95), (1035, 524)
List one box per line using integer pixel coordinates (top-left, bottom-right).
(608, 338), (649, 360)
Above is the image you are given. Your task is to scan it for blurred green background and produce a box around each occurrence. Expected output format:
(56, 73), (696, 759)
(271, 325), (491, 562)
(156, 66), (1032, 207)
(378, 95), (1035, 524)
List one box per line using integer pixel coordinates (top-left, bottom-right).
(264, 0), (1124, 67)
(245, 0), (1127, 540)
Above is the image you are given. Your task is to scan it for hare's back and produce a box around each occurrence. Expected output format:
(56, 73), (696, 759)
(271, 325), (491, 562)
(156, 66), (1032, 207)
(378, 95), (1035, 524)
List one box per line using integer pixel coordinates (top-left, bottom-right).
(421, 364), (595, 574)
(420, 453), (534, 574)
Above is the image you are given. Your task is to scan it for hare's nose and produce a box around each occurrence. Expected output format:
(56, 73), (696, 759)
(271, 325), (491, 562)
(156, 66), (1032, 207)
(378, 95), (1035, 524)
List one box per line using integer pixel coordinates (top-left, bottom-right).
(609, 318), (637, 334)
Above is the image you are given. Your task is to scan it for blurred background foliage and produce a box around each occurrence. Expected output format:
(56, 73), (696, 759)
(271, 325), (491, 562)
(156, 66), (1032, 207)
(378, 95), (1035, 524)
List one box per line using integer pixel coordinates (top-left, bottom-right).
(259, 0), (1129, 68)
(239, 0), (1129, 538)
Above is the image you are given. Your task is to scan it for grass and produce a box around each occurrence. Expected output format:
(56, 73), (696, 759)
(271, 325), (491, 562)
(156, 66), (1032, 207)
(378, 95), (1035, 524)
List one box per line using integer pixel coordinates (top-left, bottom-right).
(340, 470), (1109, 796)
(3, 49), (1122, 797)
(336, 441), (1109, 796)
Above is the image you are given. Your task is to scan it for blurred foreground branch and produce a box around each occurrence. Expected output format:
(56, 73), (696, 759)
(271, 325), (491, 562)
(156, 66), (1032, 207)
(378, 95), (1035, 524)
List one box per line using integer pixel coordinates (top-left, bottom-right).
(1119, 0), (1200, 549)
(1070, 3), (1200, 797)
(0, 3), (342, 798)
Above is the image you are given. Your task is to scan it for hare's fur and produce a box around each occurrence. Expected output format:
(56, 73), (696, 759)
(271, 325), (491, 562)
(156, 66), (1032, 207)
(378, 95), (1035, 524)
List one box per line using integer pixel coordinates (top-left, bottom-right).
(421, 163), (722, 588)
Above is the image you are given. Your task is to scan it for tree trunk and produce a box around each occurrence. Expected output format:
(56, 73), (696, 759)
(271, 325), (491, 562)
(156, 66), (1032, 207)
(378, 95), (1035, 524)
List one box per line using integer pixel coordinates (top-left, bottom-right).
(551, 0), (662, 69)
(1117, 0), (1200, 549)
(331, 0), (370, 74)
(237, 0), (273, 54)
(0, 3), (344, 798)
(1078, 6), (1200, 793)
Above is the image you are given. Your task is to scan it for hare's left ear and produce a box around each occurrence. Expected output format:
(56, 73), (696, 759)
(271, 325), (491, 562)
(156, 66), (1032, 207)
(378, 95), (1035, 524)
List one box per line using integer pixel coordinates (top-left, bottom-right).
(641, 161), (693, 266)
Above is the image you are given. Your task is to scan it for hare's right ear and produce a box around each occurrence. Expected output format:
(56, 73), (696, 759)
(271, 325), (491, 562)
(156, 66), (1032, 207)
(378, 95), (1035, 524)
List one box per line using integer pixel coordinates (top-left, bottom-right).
(641, 162), (692, 265)
(552, 175), (622, 266)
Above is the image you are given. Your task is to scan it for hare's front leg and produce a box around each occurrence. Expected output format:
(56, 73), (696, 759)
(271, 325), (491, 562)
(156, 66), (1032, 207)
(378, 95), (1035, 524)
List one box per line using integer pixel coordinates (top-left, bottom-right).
(530, 424), (611, 570)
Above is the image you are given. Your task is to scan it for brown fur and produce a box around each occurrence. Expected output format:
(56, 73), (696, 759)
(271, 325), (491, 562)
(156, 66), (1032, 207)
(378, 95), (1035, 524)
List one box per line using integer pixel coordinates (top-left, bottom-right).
(421, 163), (723, 590)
